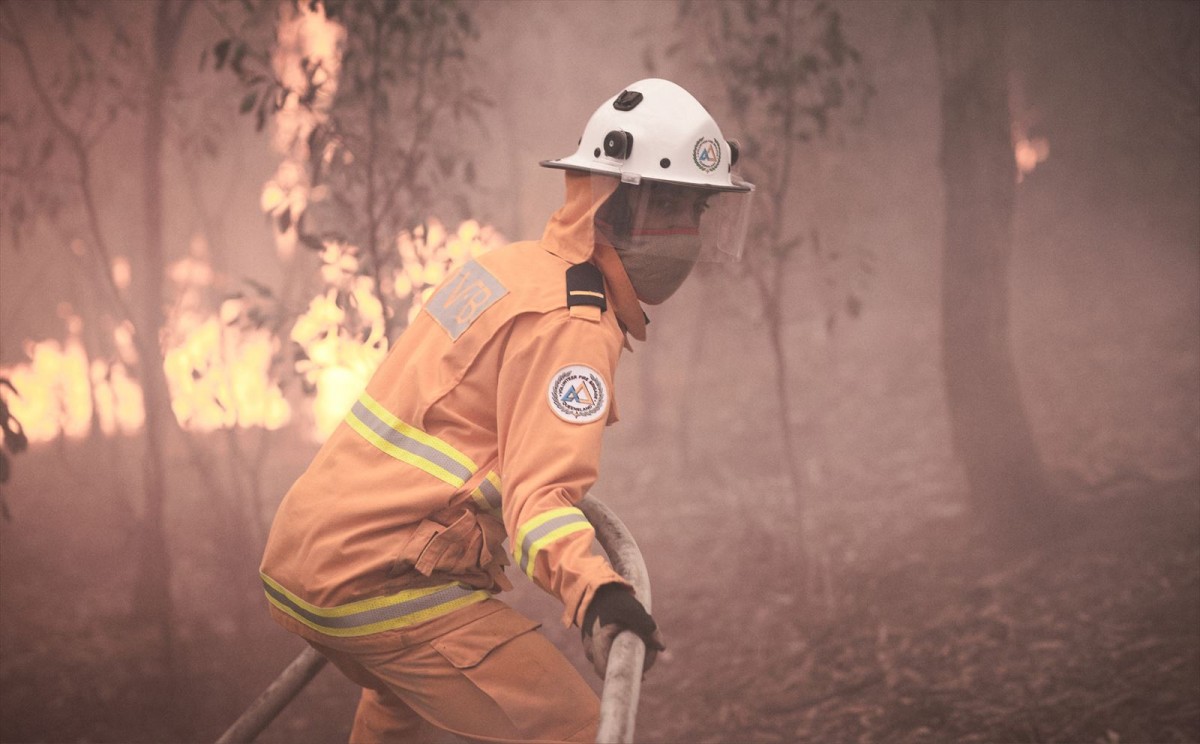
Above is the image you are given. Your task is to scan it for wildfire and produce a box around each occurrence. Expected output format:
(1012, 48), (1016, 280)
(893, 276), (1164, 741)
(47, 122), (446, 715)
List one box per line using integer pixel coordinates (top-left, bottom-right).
(261, 0), (344, 259)
(394, 218), (505, 326)
(1, 306), (143, 441)
(0, 1), (501, 448)
(292, 219), (504, 438)
(4, 330), (93, 442)
(1, 220), (501, 445)
(163, 317), (291, 433)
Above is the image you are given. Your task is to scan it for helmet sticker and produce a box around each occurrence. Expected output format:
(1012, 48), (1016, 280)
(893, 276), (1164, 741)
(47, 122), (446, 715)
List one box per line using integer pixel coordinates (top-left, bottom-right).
(693, 137), (721, 173)
(547, 364), (608, 424)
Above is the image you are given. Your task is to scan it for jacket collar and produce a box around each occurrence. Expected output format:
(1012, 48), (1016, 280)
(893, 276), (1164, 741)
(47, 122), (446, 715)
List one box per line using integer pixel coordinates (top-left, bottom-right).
(542, 172), (646, 342)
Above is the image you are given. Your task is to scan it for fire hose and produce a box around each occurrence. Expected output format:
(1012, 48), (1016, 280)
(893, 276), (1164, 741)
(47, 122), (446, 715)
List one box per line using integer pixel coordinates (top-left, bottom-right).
(216, 494), (651, 744)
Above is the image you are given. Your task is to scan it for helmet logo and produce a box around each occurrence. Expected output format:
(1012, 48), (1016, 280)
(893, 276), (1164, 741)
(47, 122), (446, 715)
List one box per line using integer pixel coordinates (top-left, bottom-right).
(693, 138), (721, 173)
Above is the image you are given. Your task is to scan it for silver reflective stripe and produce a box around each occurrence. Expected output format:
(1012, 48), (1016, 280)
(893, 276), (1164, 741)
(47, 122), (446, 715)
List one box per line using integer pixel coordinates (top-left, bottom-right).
(477, 477), (502, 511)
(518, 512), (590, 574)
(263, 581), (477, 631)
(350, 401), (474, 485)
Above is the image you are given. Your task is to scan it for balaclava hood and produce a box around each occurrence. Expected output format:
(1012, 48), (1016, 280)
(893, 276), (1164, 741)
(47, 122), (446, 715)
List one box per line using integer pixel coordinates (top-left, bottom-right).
(541, 172), (646, 341)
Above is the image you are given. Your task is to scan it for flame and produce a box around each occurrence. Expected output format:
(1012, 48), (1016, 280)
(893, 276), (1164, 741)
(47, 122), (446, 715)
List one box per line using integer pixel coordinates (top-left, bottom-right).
(160, 242), (291, 432)
(286, 219), (503, 439)
(1, 308), (97, 441)
(1014, 136), (1050, 182)
(2, 5), (501, 447)
(163, 317), (291, 432)
(291, 275), (387, 439)
(112, 256), (132, 290)
(4, 337), (92, 441)
(90, 358), (144, 436)
(394, 218), (505, 326)
(2, 217), (499, 444)
(261, 1), (345, 259)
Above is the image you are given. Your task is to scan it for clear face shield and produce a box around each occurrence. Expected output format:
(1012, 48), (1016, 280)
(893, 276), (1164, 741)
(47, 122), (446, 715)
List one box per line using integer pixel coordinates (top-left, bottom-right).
(593, 175), (755, 305)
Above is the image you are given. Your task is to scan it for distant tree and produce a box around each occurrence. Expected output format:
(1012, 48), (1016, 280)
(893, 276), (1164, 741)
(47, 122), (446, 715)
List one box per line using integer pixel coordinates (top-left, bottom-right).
(676, 0), (871, 602)
(0, 0), (195, 672)
(1110, 0), (1200, 145)
(931, 0), (1054, 534)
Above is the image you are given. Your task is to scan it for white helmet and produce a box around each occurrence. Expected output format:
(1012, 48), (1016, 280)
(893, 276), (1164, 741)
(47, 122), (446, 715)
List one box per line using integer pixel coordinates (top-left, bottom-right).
(541, 78), (752, 194)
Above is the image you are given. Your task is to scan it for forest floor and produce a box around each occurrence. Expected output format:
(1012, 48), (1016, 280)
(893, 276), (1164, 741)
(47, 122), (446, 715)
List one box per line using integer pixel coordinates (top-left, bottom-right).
(0, 435), (1196, 743)
(1, 280), (1198, 743)
(631, 475), (1200, 744)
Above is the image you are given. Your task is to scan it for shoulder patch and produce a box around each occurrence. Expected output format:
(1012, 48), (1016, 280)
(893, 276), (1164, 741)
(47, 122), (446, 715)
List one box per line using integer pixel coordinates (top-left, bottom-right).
(425, 260), (508, 340)
(547, 364), (608, 424)
(566, 263), (606, 313)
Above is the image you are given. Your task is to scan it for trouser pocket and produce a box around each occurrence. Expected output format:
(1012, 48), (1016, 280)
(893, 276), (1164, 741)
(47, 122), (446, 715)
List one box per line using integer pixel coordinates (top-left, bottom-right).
(428, 607), (598, 742)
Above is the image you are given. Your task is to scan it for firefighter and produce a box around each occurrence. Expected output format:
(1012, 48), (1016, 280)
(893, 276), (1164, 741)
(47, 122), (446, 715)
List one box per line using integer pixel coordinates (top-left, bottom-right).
(260, 78), (754, 743)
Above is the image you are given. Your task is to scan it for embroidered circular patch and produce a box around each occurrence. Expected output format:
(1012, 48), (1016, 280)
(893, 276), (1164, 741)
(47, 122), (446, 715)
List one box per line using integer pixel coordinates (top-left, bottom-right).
(693, 137), (721, 173)
(548, 364), (608, 424)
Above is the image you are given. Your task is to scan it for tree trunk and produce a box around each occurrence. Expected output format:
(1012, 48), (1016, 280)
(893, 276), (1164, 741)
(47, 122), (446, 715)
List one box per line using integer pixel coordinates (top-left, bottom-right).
(932, 0), (1052, 532)
(131, 0), (191, 672)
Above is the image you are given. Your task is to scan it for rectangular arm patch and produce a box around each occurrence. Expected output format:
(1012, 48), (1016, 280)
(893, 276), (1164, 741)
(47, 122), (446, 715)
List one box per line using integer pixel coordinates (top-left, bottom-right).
(425, 261), (508, 340)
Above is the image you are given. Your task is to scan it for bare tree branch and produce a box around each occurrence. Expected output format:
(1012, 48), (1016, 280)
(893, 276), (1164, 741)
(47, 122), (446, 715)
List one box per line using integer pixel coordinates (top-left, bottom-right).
(0, 2), (135, 324)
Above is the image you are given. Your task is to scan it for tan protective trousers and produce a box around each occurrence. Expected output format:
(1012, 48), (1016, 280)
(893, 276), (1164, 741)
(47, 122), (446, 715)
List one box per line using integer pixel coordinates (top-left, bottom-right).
(303, 599), (599, 743)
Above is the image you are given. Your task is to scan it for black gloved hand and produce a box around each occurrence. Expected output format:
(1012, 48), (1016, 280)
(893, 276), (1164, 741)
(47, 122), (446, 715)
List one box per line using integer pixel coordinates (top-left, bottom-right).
(581, 583), (666, 678)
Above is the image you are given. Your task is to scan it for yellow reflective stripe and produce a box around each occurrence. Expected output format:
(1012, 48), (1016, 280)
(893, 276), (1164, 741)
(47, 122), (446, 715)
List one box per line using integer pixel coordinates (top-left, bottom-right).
(569, 290), (605, 299)
(513, 506), (592, 578)
(470, 472), (503, 514)
(357, 393), (477, 471)
(522, 522), (593, 579)
(261, 573), (488, 638)
(513, 507), (577, 568)
(347, 393), (478, 488)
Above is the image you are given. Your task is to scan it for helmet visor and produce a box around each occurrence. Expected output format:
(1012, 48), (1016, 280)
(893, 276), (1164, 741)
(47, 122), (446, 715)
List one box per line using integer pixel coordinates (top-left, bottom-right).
(598, 177), (755, 264)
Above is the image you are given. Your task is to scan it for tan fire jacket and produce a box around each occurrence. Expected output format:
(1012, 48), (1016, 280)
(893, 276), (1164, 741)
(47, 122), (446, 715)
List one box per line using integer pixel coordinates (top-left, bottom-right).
(260, 172), (647, 641)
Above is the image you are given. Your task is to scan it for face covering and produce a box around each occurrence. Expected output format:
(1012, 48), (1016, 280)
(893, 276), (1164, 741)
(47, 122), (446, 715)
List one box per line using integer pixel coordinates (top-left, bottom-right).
(611, 231), (702, 305)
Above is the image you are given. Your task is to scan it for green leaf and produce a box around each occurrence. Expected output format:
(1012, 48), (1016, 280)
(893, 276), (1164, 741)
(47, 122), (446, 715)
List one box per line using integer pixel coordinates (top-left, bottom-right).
(214, 39), (233, 70)
(231, 43), (248, 75)
(239, 91), (258, 114)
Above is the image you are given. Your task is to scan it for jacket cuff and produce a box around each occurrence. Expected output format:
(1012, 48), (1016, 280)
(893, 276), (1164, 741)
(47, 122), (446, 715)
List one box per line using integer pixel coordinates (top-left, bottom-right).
(565, 571), (631, 628)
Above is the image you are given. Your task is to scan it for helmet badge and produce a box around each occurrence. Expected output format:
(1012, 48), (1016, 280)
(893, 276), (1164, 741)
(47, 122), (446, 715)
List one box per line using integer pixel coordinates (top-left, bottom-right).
(693, 137), (721, 173)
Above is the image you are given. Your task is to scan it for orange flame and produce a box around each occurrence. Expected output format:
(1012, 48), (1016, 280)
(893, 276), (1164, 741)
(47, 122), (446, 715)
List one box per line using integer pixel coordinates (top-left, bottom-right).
(2, 4), (501, 447)
(1014, 136), (1050, 182)
(3, 218), (499, 444)
(291, 219), (504, 439)
(261, 1), (345, 259)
